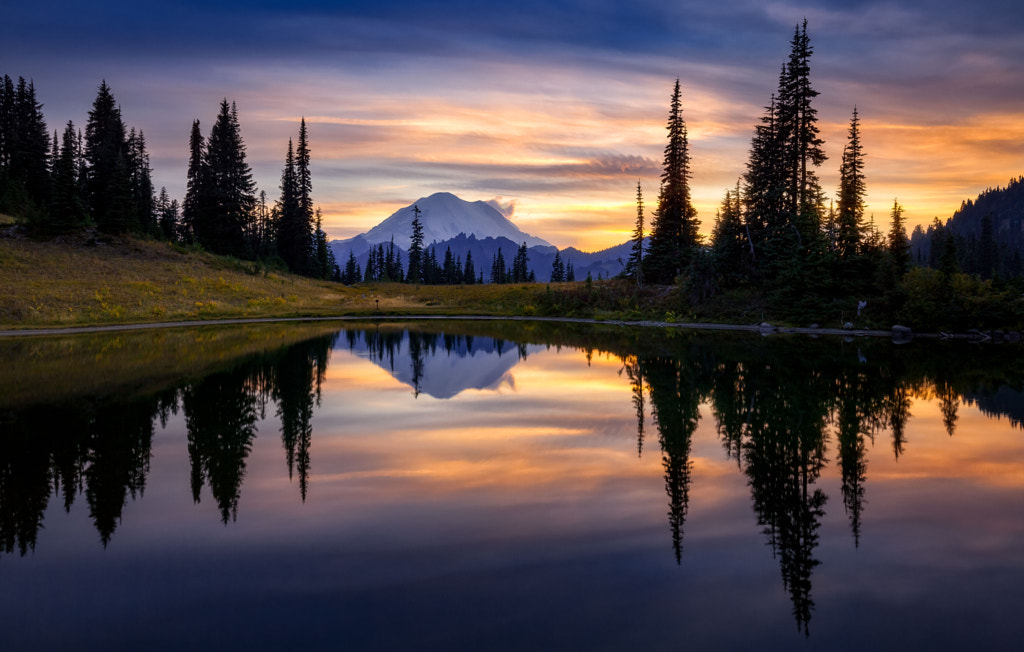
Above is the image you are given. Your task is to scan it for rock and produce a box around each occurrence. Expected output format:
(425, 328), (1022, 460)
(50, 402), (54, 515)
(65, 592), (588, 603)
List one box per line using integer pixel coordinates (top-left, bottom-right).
(808, 323), (820, 329)
(892, 325), (913, 343)
(843, 322), (855, 330)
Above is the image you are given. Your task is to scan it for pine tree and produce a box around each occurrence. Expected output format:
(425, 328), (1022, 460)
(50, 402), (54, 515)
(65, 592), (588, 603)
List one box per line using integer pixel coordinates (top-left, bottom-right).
(202, 100), (256, 258)
(463, 250), (475, 285)
(343, 250), (360, 284)
(313, 208), (335, 280)
(550, 250), (565, 283)
(406, 204), (424, 283)
(836, 108), (866, 259)
(84, 81), (129, 232)
(46, 120), (88, 233)
(296, 118), (312, 232)
(491, 248), (506, 284)
(275, 138), (306, 271)
(710, 185), (747, 285)
(624, 180), (645, 286)
(778, 20), (826, 238)
(442, 246), (457, 284)
(643, 79), (699, 284)
(512, 242), (530, 282)
(364, 246), (377, 282)
(887, 199), (911, 278)
(182, 120), (206, 244)
(743, 94), (786, 271)
(126, 128), (155, 234)
(566, 259), (576, 282)
(4, 78), (50, 217)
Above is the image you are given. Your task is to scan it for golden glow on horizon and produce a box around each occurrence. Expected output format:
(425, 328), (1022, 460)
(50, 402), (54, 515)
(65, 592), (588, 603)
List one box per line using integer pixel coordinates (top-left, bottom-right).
(253, 68), (1024, 251)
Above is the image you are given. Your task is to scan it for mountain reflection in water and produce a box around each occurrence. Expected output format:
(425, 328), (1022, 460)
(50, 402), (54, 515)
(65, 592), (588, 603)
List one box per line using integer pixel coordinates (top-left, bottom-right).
(2, 321), (1024, 651)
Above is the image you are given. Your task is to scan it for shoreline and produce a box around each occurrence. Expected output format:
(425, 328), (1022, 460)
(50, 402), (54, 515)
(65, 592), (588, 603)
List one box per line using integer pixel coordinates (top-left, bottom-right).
(0, 314), (957, 340)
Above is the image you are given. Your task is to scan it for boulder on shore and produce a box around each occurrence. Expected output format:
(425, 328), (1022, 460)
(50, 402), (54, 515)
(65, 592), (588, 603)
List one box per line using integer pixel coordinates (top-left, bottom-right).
(892, 325), (913, 343)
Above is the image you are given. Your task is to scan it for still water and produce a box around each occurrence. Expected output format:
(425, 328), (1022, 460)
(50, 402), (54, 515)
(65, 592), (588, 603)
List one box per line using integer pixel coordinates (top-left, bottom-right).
(2, 320), (1023, 650)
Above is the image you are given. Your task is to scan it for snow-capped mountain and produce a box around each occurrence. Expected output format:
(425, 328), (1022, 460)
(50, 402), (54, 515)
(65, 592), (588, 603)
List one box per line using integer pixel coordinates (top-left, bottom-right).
(329, 191), (639, 282)
(335, 192), (552, 253)
(340, 329), (542, 399)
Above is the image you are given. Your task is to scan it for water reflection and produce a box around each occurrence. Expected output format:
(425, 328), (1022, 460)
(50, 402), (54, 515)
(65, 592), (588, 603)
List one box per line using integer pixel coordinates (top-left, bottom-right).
(2, 322), (1024, 648)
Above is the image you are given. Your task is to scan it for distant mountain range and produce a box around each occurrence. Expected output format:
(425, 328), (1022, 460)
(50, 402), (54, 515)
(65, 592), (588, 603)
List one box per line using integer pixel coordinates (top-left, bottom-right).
(329, 192), (635, 282)
(339, 328), (542, 399)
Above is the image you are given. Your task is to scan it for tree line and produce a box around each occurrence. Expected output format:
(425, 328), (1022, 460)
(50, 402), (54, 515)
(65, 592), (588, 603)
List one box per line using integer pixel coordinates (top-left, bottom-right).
(0, 77), (336, 280)
(5, 322), (1017, 630)
(623, 21), (1018, 328)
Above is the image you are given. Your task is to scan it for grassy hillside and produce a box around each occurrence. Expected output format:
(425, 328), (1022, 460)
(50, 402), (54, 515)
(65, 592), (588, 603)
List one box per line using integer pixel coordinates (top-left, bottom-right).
(1, 232), (677, 329)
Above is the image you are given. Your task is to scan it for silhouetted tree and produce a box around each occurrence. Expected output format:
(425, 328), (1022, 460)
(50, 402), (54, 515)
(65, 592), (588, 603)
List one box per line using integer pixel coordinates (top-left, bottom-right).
(624, 180), (645, 285)
(644, 79), (698, 284)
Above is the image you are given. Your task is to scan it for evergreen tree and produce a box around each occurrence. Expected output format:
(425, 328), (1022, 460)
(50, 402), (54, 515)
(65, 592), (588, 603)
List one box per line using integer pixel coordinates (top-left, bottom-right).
(439, 246), (454, 284)
(566, 259), (576, 282)
(296, 118), (313, 235)
(977, 213), (996, 280)
(202, 100), (256, 258)
(778, 20), (826, 239)
(125, 128), (155, 234)
(8, 78), (50, 214)
(710, 185), (747, 285)
(84, 81), (129, 232)
(313, 208), (335, 280)
(490, 248), (506, 284)
(512, 242), (530, 282)
(364, 246), (377, 282)
(406, 204), (424, 283)
(181, 119), (206, 244)
(836, 108), (866, 260)
(624, 180), (645, 286)
(743, 94), (786, 272)
(0, 75), (13, 175)
(155, 186), (179, 241)
(463, 250), (475, 285)
(46, 120), (88, 233)
(275, 138), (306, 271)
(644, 79), (699, 284)
(550, 250), (565, 283)
(887, 199), (911, 278)
(343, 250), (360, 285)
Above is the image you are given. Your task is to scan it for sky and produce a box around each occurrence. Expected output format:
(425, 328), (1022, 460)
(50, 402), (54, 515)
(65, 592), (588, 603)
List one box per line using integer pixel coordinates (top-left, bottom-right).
(4, 0), (1024, 251)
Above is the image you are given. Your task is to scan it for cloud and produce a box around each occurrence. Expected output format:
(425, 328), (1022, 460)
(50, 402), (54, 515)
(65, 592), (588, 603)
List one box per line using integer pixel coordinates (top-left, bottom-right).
(485, 197), (518, 218)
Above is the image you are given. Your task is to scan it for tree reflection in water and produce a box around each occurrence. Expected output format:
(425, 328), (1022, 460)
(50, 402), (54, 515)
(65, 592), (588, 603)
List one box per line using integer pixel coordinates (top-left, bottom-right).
(3, 323), (1024, 637)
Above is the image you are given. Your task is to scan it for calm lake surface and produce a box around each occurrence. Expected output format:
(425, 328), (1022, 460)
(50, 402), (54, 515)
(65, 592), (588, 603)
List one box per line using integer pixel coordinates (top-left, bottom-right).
(2, 320), (1024, 651)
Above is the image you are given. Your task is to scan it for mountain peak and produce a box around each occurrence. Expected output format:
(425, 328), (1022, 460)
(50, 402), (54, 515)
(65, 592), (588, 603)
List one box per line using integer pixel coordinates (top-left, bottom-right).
(349, 193), (552, 250)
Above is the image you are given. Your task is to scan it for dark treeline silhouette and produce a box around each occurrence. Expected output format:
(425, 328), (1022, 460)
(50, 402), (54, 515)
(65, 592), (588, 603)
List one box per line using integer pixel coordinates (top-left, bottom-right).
(0, 76), (337, 279)
(601, 325), (1024, 635)
(627, 24), (1024, 330)
(0, 331), (337, 551)
(910, 176), (1024, 279)
(5, 321), (1024, 634)
(1, 77), (156, 236)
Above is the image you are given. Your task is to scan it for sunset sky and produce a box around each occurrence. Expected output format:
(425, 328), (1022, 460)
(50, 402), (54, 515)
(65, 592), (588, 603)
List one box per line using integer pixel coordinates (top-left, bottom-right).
(4, 0), (1024, 251)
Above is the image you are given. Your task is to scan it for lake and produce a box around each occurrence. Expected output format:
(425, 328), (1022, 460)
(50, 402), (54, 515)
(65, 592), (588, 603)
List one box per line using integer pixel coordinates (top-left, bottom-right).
(2, 320), (1023, 650)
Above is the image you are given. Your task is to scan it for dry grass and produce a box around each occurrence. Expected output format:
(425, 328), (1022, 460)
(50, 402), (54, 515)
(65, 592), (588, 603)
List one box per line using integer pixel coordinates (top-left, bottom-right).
(0, 233), (577, 329)
(0, 233), (671, 329)
(0, 235), (387, 327)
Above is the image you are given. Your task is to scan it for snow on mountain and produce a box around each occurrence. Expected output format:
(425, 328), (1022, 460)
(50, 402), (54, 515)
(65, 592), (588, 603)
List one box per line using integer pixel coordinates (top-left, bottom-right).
(341, 330), (543, 399)
(338, 192), (552, 251)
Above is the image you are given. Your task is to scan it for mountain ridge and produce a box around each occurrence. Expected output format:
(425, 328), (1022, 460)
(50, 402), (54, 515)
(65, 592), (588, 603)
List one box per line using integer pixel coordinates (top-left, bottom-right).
(330, 191), (635, 281)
